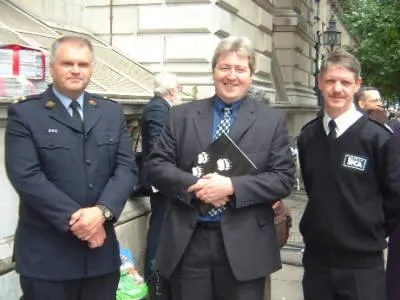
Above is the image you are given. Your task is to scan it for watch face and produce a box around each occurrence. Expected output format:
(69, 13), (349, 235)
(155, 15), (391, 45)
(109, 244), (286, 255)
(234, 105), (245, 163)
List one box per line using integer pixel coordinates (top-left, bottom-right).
(104, 208), (112, 219)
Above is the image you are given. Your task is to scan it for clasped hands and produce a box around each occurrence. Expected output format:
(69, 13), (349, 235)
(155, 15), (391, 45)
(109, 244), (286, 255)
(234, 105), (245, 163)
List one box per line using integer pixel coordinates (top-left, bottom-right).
(69, 207), (106, 249)
(188, 173), (234, 207)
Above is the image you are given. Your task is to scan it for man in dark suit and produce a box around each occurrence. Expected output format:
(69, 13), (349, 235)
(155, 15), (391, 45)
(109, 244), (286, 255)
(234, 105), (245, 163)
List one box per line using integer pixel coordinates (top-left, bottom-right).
(146, 36), (295, 300)
(5, 36), (137, 300)
(141, 72), (180, 293)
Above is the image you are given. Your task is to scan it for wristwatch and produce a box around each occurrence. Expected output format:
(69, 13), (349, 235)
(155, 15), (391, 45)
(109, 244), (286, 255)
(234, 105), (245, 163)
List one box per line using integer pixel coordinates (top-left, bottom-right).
(96, 205), (113, 220)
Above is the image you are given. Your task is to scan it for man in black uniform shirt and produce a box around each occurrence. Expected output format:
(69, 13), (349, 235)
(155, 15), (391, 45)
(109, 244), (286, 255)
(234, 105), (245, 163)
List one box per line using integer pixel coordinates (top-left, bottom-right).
(297, 49), (400, 300)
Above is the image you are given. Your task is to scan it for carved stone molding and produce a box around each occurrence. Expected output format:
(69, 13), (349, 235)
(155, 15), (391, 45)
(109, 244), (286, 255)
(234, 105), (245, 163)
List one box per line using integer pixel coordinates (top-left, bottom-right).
(274, 9), (316, 43)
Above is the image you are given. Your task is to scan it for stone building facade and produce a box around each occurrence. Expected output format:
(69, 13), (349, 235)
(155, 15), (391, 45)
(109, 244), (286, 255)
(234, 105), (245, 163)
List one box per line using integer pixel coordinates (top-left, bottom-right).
(0, 1), (355, 298)
(9, 0), (353, 137)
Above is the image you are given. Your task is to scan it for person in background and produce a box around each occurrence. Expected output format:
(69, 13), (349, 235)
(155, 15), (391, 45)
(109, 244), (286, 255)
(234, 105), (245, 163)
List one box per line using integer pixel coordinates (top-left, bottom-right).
(354, 86), (384, 111)
(5, 35), (137, 300)
(365, 108), (389, 126)
(355, 86), (400, 136)
(297, 49), (400, 300)
(356, 87), (400, 300)
(145, 36), (295, 300)
(141, 72), (181, 298)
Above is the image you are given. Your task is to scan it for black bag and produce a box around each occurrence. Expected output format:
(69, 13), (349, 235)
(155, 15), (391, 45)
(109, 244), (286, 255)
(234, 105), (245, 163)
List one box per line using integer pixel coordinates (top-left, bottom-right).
(132, 126), (151, 197)
(147, 271), (171, 300)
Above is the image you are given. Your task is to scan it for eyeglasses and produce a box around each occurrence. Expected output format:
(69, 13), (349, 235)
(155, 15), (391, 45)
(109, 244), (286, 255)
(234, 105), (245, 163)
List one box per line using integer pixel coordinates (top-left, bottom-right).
(366, 98), (382, 103)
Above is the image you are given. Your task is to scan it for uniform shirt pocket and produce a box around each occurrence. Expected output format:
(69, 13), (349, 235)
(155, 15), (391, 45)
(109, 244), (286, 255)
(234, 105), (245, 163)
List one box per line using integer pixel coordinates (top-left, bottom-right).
(35, 134), (71, 179)
(95, 131), (120, 170)
(36, 134), (70, 150)
(95, 131), (119, 147)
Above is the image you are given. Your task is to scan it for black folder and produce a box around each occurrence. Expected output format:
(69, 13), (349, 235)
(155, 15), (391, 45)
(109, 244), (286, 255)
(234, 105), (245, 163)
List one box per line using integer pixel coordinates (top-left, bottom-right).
(192, 132), (257, 215)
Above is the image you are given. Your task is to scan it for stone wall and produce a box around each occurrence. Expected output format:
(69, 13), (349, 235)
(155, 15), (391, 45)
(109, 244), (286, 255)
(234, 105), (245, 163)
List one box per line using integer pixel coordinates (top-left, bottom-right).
(7, 0), (356, 137)
(84, 0), (277, 101)
(10, 0), (84, 26)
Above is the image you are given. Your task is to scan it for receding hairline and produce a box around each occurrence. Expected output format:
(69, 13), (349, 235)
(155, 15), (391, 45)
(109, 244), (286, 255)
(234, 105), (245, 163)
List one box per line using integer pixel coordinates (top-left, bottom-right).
(50, 36), (94, 63)
(354, 86), (379, 104)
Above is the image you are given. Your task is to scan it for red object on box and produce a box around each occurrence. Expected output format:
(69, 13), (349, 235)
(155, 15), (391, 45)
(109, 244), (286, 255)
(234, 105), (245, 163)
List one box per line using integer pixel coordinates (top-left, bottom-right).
(0, 77), (5, 97)
(0, 44), (46, 80)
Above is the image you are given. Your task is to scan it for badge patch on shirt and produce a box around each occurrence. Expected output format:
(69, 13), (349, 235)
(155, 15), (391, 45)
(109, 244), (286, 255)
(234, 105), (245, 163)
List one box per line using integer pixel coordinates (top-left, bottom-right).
(343, 154), (367, 171)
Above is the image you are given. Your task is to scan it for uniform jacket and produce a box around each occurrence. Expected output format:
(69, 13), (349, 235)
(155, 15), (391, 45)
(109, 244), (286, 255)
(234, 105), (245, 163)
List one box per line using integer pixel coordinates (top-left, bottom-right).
(146, 96), (295, 281)
(298, 116), (400, 268)
(5, 87), (137, 280)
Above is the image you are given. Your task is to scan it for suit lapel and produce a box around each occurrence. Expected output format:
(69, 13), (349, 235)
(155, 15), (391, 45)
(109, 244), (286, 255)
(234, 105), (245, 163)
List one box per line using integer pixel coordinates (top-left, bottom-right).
(44, 88), (83, 132)
(83, 93), (101, 134)
(229, 97), (256, 142)
(193, 98), (214, 150)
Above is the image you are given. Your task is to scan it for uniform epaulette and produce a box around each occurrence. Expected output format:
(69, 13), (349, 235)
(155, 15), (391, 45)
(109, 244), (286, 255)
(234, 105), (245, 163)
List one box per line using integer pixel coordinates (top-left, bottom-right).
(368, 118), (394, 134)
(91, 94), (117, 102)
(13, 93), (42, 104)
(300, 116), (321, 131)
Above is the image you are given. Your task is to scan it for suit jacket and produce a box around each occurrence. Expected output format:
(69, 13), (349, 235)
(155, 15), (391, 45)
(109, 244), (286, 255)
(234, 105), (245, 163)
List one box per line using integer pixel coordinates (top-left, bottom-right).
(146, 96), (295, 281)
(140, 95), (170, 189)
(5, 87), (137, 280)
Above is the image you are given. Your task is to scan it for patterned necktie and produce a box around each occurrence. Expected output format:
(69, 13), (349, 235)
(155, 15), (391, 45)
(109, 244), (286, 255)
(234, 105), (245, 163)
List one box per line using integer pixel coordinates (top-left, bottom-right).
(215, 105), (233, 139)
(328, 119), (337, 141)
(204, 105), (233, 217)
(70, 101), (83, 130)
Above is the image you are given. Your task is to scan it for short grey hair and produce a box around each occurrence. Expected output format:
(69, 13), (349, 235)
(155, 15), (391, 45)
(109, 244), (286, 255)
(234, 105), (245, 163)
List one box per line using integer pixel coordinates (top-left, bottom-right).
(50, 36), (94, 64)
(211, 36), (256, 74)
(319, 48), (361, 79)
(153, 72), (179, 97)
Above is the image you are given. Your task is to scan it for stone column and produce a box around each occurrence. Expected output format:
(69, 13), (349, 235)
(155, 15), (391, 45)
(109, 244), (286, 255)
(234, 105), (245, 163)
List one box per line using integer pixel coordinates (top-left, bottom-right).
(0, 100), (21, 299)
(274, 0), (317, 106)
(0, 100), (19, 262)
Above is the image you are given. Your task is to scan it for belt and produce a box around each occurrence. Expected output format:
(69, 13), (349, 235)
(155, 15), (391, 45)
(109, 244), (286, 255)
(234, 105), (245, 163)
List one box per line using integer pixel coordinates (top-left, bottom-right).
(197, 222), (221, 230)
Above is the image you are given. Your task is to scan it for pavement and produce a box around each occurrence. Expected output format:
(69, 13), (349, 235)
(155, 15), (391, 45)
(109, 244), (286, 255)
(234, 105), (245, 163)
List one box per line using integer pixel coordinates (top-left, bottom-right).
(270, 191), (307, 300)
(271, 263), (303, 300)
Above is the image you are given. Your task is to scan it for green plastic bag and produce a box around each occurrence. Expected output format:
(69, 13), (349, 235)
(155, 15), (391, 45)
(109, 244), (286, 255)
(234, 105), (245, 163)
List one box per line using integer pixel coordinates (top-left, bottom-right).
(117, 247), (148, 300)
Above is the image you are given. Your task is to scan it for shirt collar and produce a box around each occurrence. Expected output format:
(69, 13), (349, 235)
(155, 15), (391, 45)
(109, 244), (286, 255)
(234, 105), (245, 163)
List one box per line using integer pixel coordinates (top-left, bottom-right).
(323, 104), (363, 137)
(214, 96), (242, 113)
(162, 97), (173, 107)
(52, 86), (84, 110)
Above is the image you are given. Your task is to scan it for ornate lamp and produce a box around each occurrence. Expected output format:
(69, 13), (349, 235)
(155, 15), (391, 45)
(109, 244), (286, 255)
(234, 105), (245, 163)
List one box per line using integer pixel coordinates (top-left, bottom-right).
(323, 16), (342, 51)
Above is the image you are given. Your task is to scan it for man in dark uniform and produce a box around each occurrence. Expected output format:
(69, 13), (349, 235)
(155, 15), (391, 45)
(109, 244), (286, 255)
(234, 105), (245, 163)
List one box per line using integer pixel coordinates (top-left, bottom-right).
(298, 49), (400, 300)
(5, 36), (137, 300)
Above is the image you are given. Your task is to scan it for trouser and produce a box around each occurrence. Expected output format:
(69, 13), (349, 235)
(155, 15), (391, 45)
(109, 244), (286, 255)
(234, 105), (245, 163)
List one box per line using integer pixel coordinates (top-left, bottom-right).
(145, 193), (171, 299)
(20, 271), (119, 300)
(170, 222), (265, 300)
(387, 225), (400, 300)
(303, 264), (386, 300)
(144, 193), (168, 279)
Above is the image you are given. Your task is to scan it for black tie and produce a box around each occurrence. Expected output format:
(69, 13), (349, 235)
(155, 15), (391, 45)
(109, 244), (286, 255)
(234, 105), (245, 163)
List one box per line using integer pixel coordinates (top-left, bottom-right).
(328, 120), (337, 141)
(70, 101), (83, 130)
